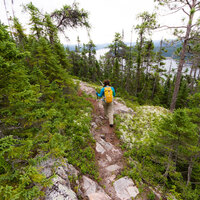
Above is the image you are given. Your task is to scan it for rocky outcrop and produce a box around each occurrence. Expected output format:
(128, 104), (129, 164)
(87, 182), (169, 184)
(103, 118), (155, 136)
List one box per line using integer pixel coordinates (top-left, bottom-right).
(81, 176), (111, 200)
(38, 158), (79, 200)
(113, 177), (139, 199)
(39, 80), (140, 200)
(78, 80), (139, 200)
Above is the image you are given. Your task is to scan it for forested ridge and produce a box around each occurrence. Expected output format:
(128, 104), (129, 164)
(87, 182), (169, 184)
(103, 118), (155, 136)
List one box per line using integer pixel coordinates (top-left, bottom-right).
(1, 0), (200, 200)
(67, 41), (181, 57)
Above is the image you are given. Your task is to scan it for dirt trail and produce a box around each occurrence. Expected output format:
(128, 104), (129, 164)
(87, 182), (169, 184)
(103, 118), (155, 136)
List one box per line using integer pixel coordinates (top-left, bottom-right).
(77, 81), (139, 200)
(89, 98), (125, 200)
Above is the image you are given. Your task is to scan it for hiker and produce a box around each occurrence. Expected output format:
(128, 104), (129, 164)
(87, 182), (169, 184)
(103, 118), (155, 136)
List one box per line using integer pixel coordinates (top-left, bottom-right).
(96, 80), (116, 127)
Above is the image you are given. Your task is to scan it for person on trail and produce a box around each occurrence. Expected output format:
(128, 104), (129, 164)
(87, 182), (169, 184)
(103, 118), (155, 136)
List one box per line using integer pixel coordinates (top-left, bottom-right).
(96, 80), (115, 127)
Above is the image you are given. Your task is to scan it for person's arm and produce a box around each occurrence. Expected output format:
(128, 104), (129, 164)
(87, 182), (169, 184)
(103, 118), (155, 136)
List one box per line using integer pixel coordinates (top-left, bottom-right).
(96, 88), (104, 97)
(112, 87), (116, 97)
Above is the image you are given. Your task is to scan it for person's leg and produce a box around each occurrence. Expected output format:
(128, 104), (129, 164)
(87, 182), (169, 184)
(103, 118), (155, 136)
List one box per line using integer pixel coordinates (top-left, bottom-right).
(107, 102), (113, 126)
(102, 101), (108, 118)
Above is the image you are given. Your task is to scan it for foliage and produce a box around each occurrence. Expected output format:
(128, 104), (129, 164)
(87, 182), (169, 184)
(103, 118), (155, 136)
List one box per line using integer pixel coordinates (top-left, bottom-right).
(0, 2), (97, 199)
(116, 104), (200, 199)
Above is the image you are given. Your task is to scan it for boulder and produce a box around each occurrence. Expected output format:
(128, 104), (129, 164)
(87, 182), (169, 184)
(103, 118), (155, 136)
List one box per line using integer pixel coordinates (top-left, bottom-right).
(113, 176), (139, 199)
(81, 176), (111, 199)
(88, 192), (111, 200)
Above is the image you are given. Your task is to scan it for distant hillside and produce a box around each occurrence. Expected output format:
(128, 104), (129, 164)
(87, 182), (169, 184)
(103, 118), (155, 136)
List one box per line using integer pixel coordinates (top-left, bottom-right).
(65, 40), (181, 57)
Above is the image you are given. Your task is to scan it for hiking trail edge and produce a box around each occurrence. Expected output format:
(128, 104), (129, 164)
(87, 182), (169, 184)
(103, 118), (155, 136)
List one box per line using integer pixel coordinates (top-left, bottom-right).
(79, 81), (139, 200)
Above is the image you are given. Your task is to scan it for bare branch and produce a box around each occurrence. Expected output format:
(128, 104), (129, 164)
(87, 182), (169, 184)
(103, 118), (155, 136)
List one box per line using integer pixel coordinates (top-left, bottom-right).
(191, 23), (199, 28)
(160, 4), (186, 16)
(195, 7), (200, 11)
(188, 35), (200, 41)
(158, 25), (187, 29)
(182, 8), (189, 16)
(195, 1), (200, 7)
(185, 0), (192, 9)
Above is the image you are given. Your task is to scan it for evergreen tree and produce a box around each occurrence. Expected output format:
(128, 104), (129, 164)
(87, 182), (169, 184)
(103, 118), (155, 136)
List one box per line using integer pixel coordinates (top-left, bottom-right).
(134, 12), (157, 95)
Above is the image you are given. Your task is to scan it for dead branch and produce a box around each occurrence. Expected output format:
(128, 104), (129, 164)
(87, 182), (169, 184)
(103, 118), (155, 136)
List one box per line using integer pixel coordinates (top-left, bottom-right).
(182, 8), (190, 16)
(186, 0), (192, 9)
(159, 25), (187, 29)
(160, 4), (186, 16)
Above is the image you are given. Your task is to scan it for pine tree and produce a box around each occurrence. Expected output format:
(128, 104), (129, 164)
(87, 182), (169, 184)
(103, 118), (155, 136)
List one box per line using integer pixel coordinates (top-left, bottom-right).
(134, 12), (157, 95)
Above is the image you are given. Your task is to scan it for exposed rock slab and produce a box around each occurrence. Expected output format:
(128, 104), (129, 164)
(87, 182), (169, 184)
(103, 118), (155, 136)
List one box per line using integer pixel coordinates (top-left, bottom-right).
(79, 81), (97, 96)
(45, 176), (78, 200)
(38, 158), (79, 200)
(88, 192), (112, 200)
(96, 142), (106, 154)
(113, 176), (139, 199)
(106, 164), (121, 172)
(114, 100), (134, 115)
(98, 138), (121, 155)
(81, 176), (111, 199)
(78, 80), (139, 199)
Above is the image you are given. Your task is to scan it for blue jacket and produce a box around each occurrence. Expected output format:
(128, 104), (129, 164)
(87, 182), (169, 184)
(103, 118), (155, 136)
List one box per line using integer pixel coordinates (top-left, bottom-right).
(96, 86), (116, 99)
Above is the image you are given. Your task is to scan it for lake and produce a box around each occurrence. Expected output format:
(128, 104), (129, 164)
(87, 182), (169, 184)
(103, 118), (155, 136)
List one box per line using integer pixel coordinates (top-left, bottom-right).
(96, 48), (197, 77)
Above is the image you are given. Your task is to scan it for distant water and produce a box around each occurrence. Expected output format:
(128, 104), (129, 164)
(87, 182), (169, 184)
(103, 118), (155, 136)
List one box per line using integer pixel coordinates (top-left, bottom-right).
(96, 48), (109, 60)
(96, 48), (197, 77)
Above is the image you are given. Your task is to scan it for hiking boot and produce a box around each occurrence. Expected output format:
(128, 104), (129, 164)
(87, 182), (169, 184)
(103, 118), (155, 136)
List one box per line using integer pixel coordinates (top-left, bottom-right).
(110, 124), (113, 127)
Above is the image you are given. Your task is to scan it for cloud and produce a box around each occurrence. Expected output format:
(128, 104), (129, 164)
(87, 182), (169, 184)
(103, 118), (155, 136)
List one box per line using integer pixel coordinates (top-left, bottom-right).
(0, 0), (180, 45)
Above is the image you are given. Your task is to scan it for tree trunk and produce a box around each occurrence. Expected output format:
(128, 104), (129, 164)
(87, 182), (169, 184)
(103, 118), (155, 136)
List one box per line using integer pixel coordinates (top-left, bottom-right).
(3, 0), (13, 36)
(170, 1), (196, 111)
(191, 65), (197, 93)
(152, 75), (157, 99)
(189, 65), (194, 77)
(187, 131), (200, 186)
(198, 68), (200, 80)
(152, 40), (162, 99)
(11, 0), (15, 18)
(136, 32), (144, 95)
(164, 152), (172, 178)
(187, 158), (193, 186)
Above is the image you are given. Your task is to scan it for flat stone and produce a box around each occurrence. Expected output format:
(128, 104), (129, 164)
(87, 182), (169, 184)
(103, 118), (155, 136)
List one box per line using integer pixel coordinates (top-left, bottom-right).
(96, 142), (106, 154)
(106, 164), (121, 172)
(106, 154), (112, 162)
(111, 147), (121, 155)
(98, 138), (121, 155)
(113, 176), (139, 199)
(88, 192), (111, 200)
(127, 186), (140, 198)
(98, 160), (107, 167)
(98, 138), (113, 151)
(81, 176), (106, 197)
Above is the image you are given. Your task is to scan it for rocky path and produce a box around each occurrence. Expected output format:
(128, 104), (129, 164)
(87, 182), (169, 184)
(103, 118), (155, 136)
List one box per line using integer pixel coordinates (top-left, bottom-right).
(79, 81), (139, 200)
(40, 81), (164, 200)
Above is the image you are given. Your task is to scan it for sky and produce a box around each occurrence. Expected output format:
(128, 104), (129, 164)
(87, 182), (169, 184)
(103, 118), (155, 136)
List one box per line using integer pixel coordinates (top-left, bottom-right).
(0, 0), (185, 45)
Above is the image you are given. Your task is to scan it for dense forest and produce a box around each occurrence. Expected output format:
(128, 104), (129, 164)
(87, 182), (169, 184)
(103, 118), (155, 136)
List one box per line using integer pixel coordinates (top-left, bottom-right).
(1, 0), (200, 199)
(67, 41), (181, 58)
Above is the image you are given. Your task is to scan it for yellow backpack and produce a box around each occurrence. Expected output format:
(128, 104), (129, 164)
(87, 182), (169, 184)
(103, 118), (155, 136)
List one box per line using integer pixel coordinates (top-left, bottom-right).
(104, 87), (113, 103)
